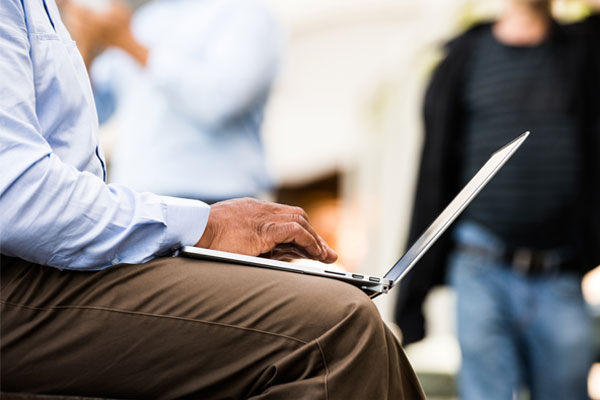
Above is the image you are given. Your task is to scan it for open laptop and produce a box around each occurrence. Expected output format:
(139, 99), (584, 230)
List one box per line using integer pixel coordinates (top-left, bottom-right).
(177, 132), (529, 299)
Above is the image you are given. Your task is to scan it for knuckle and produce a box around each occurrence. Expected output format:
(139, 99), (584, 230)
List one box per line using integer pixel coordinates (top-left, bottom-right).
(258, 221), (273, 236)
(291, 213), (309, 227)
(242, 197), (259, 207)
(290, 221), (304, 233)
(300, 215), (310, 226)
(299, 209), (310, 219)
(291, 206), (305, 215)
(290, 224), (309, 241)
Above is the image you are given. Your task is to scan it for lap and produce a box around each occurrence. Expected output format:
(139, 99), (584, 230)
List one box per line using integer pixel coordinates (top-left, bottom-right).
(1, 256), (374, 398)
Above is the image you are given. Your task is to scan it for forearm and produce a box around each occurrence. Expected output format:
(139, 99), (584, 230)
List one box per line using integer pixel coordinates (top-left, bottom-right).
(0, 0), (209, 270)
(148, 52), (276, 126)
(74, 39), (96, 69)
(0, 147), (209, 269)
(147, 3), (280, 126)
(113, 29), (149, 67)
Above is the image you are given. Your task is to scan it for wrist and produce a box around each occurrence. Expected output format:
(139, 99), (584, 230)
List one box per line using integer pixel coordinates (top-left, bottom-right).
(114, 31), (149, 67)
(76, 41), (94, 68)
(196, 213), (216, 249)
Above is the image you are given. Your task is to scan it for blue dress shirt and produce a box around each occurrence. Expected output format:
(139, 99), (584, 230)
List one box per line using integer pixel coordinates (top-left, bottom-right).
(0, 0), (209, 270)
(92, 0), (280, 200)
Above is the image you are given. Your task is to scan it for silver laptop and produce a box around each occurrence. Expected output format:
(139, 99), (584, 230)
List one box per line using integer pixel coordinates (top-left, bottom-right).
(177, 132), (529, 299)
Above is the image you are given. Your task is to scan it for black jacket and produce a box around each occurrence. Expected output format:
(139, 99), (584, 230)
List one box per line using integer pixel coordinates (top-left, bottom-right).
(394, 15), (600, 345)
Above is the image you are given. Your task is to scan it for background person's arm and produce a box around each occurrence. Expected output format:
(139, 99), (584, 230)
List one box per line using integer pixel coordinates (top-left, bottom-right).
(59, 0), (128, 124)
(108, 0), (280, 128)
(583, 0), (600, 268)
(61, 0), (280, 127)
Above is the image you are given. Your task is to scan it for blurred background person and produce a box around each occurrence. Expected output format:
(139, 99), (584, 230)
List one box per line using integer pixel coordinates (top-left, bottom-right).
(61, 0), (281, 203)
(395, 0), (600, 399)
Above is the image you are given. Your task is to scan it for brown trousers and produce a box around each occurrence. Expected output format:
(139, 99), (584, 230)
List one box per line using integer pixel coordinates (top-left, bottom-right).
(0, 256), (424, 399)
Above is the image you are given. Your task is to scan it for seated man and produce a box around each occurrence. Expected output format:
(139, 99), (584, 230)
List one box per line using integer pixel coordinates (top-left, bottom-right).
(0, 1), (424, 398)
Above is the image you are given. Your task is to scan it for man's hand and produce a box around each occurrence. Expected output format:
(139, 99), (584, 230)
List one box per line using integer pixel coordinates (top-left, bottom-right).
(196, 198), (338, 263)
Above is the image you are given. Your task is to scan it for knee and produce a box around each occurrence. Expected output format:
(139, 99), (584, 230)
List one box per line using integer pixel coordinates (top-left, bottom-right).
(310, 281), (385, 338)
(344, 287), (384, 331)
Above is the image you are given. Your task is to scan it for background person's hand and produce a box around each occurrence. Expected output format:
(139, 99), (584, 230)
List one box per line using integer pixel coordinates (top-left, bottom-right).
(59, 0), (146, 67)
(90, 0), (134, 50)
(196, 198), (338, 263)
(58, 0), (107, 66)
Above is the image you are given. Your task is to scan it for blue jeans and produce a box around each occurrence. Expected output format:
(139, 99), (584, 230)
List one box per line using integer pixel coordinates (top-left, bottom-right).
(449, 222), (593, 400)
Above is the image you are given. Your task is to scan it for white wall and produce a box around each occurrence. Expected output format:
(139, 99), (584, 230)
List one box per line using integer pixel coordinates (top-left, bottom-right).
(260, 0), (467, 321)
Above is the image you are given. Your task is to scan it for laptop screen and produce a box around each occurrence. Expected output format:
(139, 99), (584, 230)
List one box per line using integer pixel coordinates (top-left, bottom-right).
(384, 132), (529, 284)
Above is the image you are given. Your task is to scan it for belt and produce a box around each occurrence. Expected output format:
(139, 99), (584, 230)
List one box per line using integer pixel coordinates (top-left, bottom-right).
(456, 244), (569, 275)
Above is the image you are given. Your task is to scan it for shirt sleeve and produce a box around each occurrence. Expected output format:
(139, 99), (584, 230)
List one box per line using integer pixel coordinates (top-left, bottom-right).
(0, 1), (209, 270)
(146, 1), (282, 127)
